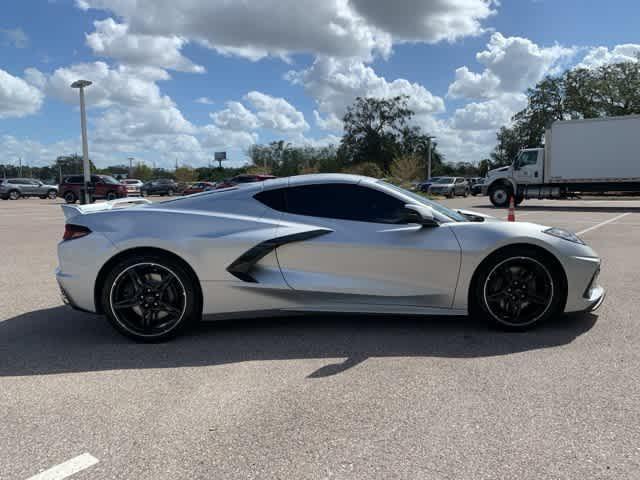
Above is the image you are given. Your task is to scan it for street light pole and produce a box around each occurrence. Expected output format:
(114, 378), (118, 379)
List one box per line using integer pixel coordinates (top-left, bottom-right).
(426, 136), (436, 180)
(128, 157), (134, 178)
(71, 80), (93, 204)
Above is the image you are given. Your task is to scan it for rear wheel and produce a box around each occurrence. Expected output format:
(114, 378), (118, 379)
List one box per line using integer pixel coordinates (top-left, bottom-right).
(489, 184), (512, 208)
(101, 254), (200, 342)
(8, 190), (21, 200)
(64, 191), (77, 204)
(471, 248), (564, 331)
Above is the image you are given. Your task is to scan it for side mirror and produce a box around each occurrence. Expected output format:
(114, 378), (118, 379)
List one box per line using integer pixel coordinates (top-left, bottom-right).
(402, 204), (439, 227)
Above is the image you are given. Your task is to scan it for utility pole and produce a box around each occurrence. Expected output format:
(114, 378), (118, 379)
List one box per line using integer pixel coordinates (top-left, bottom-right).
(128, 157), (134, 178)
(19, 157), (22, 177)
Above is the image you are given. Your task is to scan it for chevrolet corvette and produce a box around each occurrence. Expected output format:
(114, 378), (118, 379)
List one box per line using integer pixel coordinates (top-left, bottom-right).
(56, 174), (604, 341)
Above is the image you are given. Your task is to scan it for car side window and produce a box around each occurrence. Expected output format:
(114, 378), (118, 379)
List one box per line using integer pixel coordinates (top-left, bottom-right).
(268, 183), (406, 224)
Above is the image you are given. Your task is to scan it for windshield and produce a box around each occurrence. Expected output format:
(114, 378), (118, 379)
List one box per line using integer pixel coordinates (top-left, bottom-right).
(377, 181), (468, 222)
(435, 177), (454, 184)
(102, 176), (121, 185)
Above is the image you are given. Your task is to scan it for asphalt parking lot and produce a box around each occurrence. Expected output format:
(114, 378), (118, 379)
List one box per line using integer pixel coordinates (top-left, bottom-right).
(1, 196), (640, 479)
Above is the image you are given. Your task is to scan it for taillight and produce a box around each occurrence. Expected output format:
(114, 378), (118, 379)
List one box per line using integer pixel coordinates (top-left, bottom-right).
(63, 224), (92, 241)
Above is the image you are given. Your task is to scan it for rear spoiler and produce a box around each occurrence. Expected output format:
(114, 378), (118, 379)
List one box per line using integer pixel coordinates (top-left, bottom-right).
(62, 197), (152, 221)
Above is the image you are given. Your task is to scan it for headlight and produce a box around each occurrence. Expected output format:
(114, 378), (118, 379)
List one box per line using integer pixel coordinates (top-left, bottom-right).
(543, 227), (585, 245)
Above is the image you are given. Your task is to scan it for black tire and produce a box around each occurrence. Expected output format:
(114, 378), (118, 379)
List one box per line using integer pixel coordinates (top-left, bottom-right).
(47, 190), (57, 200)
(8, 190), (21, 200)
(515, 195), (524, 206)
(488, 184), (512, 208)
(167, 189), (175, 197)
(464, 189), (469, 197)
(64, 191), (77, 204)
(106, 191), (118, 201)
(100, 253), (200, 342)
(470, 247), (565, 331)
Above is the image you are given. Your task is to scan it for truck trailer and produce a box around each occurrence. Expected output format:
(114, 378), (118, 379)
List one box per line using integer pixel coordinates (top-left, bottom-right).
(483, 115), (640, 207)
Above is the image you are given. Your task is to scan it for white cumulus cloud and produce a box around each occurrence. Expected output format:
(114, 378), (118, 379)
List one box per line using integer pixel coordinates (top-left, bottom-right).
(287, 56), (444, 132)
(0, 69), (44, 118)
(244, 91), (309, 133)
(448, 33), (575, 99)
(86, 18), (205, 73)
(578, 44), (640, 69)
(76, 0), (497, 61)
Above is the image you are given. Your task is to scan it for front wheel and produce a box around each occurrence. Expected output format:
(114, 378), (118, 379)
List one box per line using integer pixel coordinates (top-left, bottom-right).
(489, 185), (511, 208)
(8, 190), (21, 200)
(101, 254), (200, 342)
(47, 190), (57, 200)
(471, 249), (564, 331)
(106, 191), (118, 201)
(167, 189), (175, 196)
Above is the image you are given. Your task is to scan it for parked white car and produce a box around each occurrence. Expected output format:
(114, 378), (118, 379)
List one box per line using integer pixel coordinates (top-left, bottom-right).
(121, 179), (144, 196)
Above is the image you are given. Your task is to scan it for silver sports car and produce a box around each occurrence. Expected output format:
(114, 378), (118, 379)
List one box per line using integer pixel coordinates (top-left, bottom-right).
(56, 174), (604, 342)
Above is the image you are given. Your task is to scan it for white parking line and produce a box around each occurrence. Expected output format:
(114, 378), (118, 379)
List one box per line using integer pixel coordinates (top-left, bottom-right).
(26, 453), (99, 480)
(576, 213), (632, 236)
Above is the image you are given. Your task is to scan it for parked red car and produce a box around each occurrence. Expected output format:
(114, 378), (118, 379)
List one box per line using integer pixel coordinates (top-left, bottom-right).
(215, 174), (276, 189)
(182, 181), (216, 195)
(59, 175), (128, 203)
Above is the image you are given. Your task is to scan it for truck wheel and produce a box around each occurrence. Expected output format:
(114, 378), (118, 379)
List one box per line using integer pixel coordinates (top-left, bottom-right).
(489, 185), (511, 208)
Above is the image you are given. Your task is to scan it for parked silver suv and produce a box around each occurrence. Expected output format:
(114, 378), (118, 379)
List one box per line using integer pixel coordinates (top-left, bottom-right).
(0, 178), (58, 200)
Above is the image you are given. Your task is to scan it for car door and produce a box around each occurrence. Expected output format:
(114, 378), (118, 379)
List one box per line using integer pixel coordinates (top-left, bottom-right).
(18, 179), (34, 195)
(274, 181), (461, 308)
(513, 150), (541, 184)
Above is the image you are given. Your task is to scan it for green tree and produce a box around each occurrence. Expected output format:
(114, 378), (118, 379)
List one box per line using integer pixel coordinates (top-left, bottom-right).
(339, 96), (442, 175)
(339, 96), (413, 171)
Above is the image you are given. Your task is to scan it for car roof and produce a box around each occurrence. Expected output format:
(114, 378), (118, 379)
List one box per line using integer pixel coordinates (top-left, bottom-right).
(263, 173), (367, 190)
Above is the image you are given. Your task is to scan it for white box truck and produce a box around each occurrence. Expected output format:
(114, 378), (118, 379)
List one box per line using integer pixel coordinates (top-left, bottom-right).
(483, 115), (640, 207)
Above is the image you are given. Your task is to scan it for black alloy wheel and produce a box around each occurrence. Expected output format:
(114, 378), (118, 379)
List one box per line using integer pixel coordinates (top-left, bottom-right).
(472, 250), (564, 331)
(482, 256), (555, 328)
(102, 255), (199, 341)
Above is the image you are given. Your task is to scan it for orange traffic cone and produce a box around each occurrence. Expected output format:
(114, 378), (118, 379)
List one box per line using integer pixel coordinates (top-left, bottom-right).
(507, 196), (516, 222)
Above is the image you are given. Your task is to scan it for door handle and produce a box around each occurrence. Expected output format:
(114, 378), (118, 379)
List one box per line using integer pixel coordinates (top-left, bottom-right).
(534, 171), (539, 178)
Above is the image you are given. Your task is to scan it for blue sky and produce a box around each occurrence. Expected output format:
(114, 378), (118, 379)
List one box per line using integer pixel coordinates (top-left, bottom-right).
(1, 0), (639, 168)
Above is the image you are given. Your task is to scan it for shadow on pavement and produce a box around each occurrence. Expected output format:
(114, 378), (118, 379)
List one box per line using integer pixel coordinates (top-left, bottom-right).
(0, 306), (598, 378)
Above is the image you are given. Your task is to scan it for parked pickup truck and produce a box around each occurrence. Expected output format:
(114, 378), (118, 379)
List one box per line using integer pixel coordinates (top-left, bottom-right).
(483, 115), (640, 207)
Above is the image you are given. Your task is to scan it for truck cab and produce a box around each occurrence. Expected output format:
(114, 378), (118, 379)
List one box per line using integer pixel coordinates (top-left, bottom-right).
(483, 148), (544, 207)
